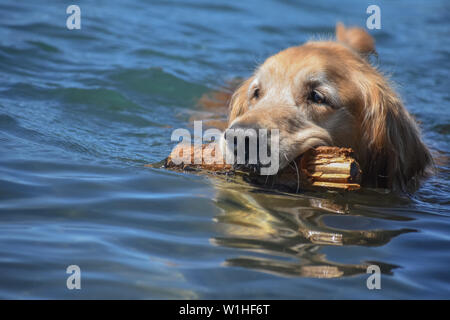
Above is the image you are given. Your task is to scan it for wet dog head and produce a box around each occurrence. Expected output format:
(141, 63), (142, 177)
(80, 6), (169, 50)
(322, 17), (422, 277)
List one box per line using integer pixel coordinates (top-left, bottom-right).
(222, 23), (432, 192)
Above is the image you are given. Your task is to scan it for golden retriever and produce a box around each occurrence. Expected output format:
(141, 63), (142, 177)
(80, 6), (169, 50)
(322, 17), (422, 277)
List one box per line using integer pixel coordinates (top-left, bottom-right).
(216, 23), (433, 192)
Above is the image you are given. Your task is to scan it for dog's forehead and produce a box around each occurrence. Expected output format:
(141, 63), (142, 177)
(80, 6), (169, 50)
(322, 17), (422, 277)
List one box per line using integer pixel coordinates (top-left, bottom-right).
(256, 43), (354, 84)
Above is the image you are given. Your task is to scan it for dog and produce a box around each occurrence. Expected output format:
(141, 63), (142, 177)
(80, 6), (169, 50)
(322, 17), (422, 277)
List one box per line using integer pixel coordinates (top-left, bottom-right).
(217, 23), (433, 192)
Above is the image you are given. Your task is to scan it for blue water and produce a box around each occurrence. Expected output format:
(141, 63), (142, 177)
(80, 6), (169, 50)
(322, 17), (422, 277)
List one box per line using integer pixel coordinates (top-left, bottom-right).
(0, 0), (449, 299)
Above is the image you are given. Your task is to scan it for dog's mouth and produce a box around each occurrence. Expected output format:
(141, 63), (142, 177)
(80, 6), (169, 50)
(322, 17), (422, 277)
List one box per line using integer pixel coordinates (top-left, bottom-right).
(233, 162), (263, 174)
(232, 143), (327, 176)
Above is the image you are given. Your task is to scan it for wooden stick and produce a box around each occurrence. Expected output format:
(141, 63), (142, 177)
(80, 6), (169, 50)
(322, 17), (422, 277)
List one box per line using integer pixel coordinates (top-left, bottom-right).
(162, 144), (361, 192)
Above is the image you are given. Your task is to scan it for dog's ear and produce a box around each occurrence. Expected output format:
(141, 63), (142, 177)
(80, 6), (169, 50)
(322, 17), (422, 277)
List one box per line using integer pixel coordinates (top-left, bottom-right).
(359, 76), (433, 192)
(228, 77), (253, 124)
(336, 22), (376, 58)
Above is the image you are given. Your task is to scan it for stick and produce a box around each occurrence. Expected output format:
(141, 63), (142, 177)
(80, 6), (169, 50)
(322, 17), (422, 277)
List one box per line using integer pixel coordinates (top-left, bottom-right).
(162, 144), (361, 191)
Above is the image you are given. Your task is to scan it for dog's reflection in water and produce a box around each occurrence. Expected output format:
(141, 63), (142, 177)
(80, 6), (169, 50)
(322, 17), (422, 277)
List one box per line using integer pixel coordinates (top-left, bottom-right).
(209, 178), (414, 278)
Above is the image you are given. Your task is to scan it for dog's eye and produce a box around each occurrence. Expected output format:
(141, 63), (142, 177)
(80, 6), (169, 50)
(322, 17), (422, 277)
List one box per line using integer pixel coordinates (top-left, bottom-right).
(252, 87), (260, 100)
(310, 90), (326, 104)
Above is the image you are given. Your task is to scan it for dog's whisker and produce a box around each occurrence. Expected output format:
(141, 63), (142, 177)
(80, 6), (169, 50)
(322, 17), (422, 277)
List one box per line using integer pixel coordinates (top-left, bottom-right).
(284, 153), (300, 193)
(292, 159), (300, 194)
